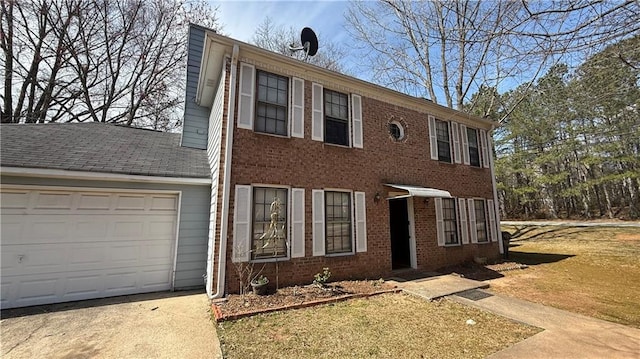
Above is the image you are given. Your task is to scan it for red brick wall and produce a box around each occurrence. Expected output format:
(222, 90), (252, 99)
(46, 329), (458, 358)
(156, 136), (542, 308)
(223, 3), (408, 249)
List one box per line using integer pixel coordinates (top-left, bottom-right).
(214, 67), (499, 294)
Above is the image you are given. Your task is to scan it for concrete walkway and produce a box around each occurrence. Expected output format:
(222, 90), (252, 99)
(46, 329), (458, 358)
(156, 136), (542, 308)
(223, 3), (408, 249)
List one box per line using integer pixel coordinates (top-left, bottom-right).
(394, 275), (640, 358)
(387, 274), (489, 300)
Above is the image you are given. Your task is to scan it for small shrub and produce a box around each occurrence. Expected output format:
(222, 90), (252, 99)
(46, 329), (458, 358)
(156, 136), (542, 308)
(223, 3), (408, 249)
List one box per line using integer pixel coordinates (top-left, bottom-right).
(313, 267), (332, 287)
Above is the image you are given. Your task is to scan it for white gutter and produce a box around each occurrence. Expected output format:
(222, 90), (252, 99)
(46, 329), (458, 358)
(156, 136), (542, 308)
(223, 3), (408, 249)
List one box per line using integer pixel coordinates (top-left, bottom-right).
(488, 126), (504, 254)
(0, 166), (211, 185)
(210, 44), (239, 299)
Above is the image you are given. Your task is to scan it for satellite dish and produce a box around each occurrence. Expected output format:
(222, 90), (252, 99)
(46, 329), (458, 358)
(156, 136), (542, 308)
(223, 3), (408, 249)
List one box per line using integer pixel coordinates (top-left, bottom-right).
(288, 27), (318, 60)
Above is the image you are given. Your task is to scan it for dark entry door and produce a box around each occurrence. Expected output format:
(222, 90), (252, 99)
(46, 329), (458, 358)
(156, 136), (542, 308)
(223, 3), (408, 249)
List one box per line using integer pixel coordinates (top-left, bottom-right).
(389, 198), (411, 269)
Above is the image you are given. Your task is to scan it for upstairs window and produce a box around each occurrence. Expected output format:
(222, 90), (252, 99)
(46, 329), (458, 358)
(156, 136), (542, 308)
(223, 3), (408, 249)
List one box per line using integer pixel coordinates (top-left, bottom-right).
(255, 71), (288, 136)
(324, 89), (349, 146)
(435, 120), (451, 163)
(467, 127), (481, 167)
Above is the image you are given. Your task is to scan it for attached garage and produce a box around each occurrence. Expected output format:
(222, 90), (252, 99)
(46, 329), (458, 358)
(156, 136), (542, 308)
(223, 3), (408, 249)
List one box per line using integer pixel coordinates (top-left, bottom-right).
(0, 123), (212, 309)
(1, 187), (181, 309)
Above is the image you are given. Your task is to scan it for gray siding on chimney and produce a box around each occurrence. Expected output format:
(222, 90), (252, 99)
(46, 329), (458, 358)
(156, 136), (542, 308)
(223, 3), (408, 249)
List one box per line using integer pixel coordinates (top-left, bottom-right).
(181, 26), (210, 149)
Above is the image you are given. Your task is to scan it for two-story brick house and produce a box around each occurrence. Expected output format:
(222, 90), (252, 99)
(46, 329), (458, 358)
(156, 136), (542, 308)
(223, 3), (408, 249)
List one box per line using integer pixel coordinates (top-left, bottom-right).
(184, 25), (502, 297)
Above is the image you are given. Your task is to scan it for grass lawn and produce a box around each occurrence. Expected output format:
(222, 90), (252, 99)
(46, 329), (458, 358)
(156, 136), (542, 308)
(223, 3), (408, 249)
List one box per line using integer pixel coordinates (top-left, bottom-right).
(495, 225), (640, 328)
(217, 293), (540, 359)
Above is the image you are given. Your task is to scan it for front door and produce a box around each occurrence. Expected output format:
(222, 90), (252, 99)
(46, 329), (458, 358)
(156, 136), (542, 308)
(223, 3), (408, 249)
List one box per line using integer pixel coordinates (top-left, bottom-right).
(389, 198), (411, 269)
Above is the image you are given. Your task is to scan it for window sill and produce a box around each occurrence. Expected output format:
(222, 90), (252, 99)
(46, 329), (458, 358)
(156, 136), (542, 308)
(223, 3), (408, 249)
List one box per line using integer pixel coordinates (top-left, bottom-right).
(476, 240), (492, 245)
(325, 251), (355, 257)
(444, 243), (461, 247)
(253, 130), (291, 139)
(324, 142), (352, 149)
(251, 256), (290, 263)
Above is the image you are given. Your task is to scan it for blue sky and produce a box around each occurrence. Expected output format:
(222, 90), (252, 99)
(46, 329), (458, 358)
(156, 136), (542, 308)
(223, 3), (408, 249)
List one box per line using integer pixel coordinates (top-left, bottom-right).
(215, 1), (350, 44)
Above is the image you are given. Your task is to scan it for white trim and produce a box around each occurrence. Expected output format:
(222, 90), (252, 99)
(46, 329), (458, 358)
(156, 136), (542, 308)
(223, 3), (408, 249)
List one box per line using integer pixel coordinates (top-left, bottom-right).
(171, 191), (183, 290)
(487, 129), (504, 253)
(312, 189), (325, 256)
(237, 62), (255, 130)
(428, 115), (438, 160)
(0, 167), (211, 185)
(451, 121), (461, 164)
(211, 44), (239, 298)
(354, 191), (367, 252)
(461, 124), (470, 165)
(351, 94), (363, 148)
(468, 198), (477, 244)
(480, 129), (490, 168)
(434, 197), (445, 246)
(311, 82), (324, 141)
(0, 184), (182, 195)
(406, 197), (418, 269)
(488, 199), (497, 242)
(291, 188), (305, 258)
(458, 198), (469, 245)
(291, 77), (305, 138)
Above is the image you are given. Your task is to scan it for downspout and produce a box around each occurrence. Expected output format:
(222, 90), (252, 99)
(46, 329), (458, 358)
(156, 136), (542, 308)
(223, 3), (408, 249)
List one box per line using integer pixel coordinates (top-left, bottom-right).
(210, 44), (239, 298)
(489, 125), (504, 254)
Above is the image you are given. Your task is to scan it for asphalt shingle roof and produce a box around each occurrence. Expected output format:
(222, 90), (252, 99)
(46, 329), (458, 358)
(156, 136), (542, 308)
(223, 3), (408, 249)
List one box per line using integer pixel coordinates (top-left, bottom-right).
(0, 123), (210, 178)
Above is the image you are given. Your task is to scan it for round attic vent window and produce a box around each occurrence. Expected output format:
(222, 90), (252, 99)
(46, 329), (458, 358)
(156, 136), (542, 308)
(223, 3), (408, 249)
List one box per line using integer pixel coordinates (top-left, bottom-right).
(388, 120), (405, 141)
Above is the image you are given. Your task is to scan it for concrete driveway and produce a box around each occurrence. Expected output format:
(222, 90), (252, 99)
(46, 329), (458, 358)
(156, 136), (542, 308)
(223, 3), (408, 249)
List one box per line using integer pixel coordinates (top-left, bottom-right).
(1, 291), (222, 359)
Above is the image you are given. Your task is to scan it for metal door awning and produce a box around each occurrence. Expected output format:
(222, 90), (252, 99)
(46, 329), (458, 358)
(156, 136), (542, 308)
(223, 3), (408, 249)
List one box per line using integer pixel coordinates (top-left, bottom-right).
(385, 184), (452, 200)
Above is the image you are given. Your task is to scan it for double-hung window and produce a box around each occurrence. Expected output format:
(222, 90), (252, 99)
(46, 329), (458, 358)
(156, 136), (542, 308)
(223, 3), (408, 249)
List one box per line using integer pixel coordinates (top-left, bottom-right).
(255, 71), (288, 136)
(467, 127), (481, 167)
(325, 191), (352, 254)
(252, 187), (288, 259)
(435, 120), (452, 163)
(442, 198), (459, 245)
(324, 89), (349, 146)
(474, 199), (488, 243)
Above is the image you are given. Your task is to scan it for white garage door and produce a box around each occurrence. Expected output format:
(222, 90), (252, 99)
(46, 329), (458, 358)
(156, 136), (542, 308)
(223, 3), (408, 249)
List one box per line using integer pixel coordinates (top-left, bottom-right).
(1, 187), (179, 309)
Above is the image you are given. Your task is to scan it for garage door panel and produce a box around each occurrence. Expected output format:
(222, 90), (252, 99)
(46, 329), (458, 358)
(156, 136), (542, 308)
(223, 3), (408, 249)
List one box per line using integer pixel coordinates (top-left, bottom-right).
(144, 241), (174, 261)
(109, 244), (140, 263)
(140, 269), (173, 288)
(113, 221), (145, 237)
(150, 196), (178, 211)
(115, 195), (147, 210)
(0, 188), (179, 309)
(18, 277), (59, 301)
(65, 274), (102, 296)
(34, 192), (74, 209)
(31, 220), (69, 241)
(149, 220), (177, 238)
(1, 191), (30, 209)
(105, 271), (138, 292)
(0, 220), (24, 245)
(77, 193), (111, 210)
(72, 221), (109, 239)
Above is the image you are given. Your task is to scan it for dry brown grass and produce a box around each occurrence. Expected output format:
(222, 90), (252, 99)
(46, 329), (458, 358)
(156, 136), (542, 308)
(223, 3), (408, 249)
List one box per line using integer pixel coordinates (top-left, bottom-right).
(494, 225), (640, 328)
(217, 293), (540, 359)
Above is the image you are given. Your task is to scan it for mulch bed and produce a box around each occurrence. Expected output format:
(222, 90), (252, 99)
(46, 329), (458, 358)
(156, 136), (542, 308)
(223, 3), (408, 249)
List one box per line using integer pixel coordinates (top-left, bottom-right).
(212, 280), (400, 322)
